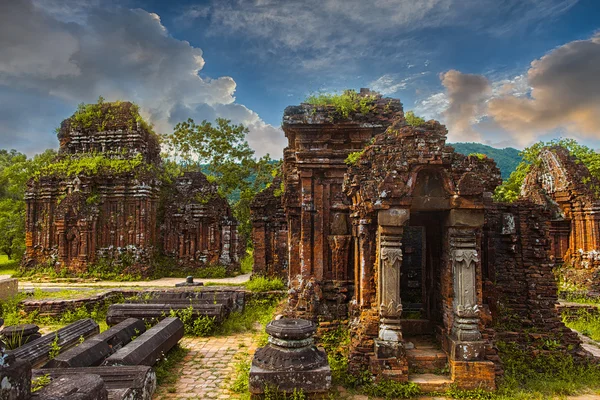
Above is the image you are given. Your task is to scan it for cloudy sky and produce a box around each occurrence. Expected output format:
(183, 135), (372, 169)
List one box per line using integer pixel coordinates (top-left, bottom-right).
(1, 0), (599, 158)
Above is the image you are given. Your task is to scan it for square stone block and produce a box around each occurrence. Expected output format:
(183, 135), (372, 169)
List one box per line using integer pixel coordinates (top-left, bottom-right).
(446, 335), (485, 361)
(249, 364), (331, 395)
(450, 359), (496, 391)
(0, 278), (17, 301)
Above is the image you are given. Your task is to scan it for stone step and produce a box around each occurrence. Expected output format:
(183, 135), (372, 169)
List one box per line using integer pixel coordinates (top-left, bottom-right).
(407, 348), (448, 373)
(10, 319), (99, 368)
(32, 366), (156, 400)
(45, 318), (146, 368)
(106, 303), (226, 326)
(408, 373), (453, 392)
(103, 317), (183, 367)
(405, 336), (448, 374)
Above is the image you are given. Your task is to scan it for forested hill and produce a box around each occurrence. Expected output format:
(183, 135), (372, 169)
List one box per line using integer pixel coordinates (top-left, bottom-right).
(450, 142), (521, 179)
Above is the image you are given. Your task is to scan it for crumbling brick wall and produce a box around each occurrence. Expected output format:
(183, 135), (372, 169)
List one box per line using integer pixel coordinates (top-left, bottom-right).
(250, 177), (288, 280)
(483, 200), (585, 374)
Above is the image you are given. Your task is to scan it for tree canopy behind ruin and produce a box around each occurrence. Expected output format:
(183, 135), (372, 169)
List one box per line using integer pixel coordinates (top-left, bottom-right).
(494, 138), (600, 202)
(0, 149), (56, 260)
(162, 117), (279, 243)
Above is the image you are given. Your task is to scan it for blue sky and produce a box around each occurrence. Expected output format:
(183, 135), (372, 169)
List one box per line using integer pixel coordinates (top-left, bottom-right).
(1, 0), (600, 158)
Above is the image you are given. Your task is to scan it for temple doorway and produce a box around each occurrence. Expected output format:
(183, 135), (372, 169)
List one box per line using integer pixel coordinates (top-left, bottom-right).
(401, 211), (447, 335)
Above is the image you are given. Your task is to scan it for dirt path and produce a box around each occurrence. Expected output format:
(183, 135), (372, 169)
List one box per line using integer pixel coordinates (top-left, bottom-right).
(18, 273), (251, 291)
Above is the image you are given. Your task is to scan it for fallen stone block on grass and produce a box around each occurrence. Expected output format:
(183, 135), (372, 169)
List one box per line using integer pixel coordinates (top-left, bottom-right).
(45, 318), (146, 368)
(10, 318), (99, 368)
(32, 365), (156, 400)
(103, 317), (183, 367)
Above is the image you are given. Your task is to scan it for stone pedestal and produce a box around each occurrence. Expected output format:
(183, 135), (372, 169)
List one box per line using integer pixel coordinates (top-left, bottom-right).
(249, 319), (331, 395)
(0, 279), (17, 301)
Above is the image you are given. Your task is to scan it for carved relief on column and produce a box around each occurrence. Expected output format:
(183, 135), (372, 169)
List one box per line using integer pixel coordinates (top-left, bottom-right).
(328, 235), (351, 281)
(220, 223), (232, 265)
(451, 247), (481, 341)
(377, 208), (409, 342)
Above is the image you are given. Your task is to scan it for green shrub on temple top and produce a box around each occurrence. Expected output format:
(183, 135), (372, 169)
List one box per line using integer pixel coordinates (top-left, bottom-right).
(304, 89), (377, 118)
(65, 96), (156, 135)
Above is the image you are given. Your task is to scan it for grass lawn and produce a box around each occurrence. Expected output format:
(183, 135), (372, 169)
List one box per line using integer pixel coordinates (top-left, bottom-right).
(0, 254), (18, 277)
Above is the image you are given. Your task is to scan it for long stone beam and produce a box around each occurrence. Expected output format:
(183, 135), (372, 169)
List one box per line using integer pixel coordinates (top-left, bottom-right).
(103, 317), (183, 367)
(10, 318), (99, 368)
(45, 318), (146, 368)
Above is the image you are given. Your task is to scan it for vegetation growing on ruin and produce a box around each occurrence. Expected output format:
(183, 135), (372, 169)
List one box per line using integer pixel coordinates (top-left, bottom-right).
(345, 150), (365, 166)
(404, 110), (426, 127)
(69, 97), (155, 135)
(564, 309), (600, 341)
(469, 152), (488, 160)
(304, 89), (377, 118)
(35, 153), (149, 179)
(494, 138), (600, 202)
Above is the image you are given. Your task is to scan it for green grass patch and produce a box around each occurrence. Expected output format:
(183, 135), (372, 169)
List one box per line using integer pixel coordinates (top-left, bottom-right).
(0, 255), (18, 276)
(244, 276), (286, 292)
(564, 310), (600, 341)
(216, 294), (283, 337)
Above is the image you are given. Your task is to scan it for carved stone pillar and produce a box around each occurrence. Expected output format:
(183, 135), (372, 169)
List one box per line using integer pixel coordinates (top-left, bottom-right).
(358, 218), (373, 308)
(377, 208), (409, 342)
(451, 248), (481, 341)
(220, 223), (232, 266)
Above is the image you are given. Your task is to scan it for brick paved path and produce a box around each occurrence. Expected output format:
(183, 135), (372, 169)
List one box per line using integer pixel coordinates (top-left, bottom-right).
(153, 333), (257, 400)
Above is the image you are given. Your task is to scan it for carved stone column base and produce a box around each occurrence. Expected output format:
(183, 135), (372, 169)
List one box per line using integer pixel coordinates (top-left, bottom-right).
(451, 315), (481, 342)
(378, 322), (403, 342)
(444, 334), (485, 361)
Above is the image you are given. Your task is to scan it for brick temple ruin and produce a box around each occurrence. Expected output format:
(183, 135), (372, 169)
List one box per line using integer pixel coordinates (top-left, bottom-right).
(521, 146), (600, 290)
(252, 89), (586, 389)
(24, 101), (241, 274)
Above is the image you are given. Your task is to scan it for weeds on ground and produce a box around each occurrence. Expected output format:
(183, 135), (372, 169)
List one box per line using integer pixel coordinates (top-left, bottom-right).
(0, 255), (18, 276)
(216, 294), (283, 336)
(169, 306), (216, 336)
(241, 251), (253, 274)
(154, 345), (189, 386)
(244, 276), (286, 292)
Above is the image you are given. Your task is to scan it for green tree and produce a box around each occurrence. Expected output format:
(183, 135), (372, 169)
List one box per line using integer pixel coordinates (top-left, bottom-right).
(162, 118), (280, 244)
(0, 149), (57, 260)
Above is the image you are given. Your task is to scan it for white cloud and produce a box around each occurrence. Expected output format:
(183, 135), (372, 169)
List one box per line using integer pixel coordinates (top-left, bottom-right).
(368, 72), (428, 96)
(0, 0), (285, 158)
(414, 33), (600, 148)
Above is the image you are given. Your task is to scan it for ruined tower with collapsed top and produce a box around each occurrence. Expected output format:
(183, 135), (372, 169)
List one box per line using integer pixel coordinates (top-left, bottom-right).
(253, 89), (585, 390)
(25, 101), (241, 274)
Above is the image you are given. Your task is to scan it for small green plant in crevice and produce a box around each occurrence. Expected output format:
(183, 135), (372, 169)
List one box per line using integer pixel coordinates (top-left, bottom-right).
(345, 150), (364, 166)
(31, 374), (52, 393)
(405, 111), (425, 127)
(469, 152), (488, 161)
(319, 325), (370, 388)
(244, 276), (286, 292)
(48, 334), (61, 359)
